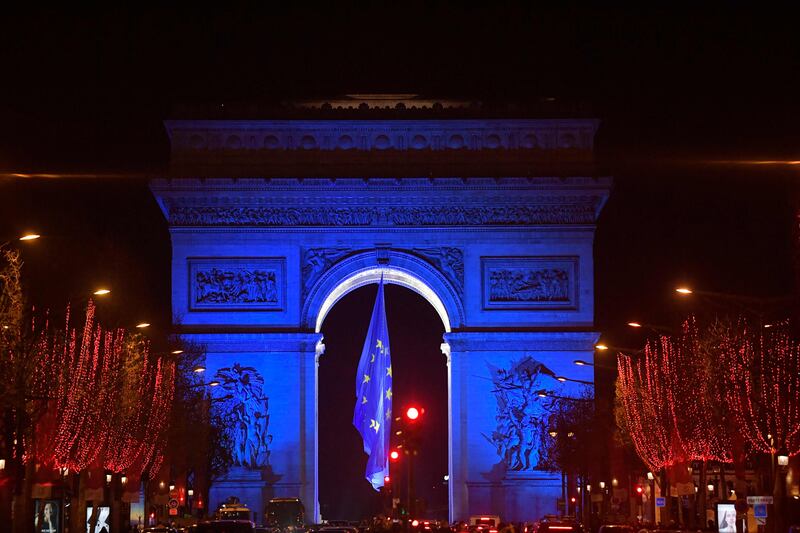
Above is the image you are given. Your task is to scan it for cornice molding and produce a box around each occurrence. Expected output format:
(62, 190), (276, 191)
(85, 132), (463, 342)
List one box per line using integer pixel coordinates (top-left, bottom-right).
(165, 118), (600, 154)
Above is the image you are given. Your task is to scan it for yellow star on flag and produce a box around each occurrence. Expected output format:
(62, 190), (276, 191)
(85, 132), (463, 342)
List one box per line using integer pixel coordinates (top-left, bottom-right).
(370, 353), (375, 363)
(369, 419), (380, 432)
(385, 407), (392, 420)
(376, 339), (384, 352)
(362, 396), (368, 404)
(386, 366), (392, 377)
(385, 388), (392, 400)
(363, 374), (371, 384)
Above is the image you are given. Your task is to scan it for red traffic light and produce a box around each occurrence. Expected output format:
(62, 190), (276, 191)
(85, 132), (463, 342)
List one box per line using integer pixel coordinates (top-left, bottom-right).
(390, 450), (400, 461)
(635, 485), (643, 494)
(384, 475), (391, 484)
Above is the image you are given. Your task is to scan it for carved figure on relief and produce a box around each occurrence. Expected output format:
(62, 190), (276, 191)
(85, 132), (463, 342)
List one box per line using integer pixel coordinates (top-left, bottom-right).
(195, 268), (278, 304)
(214, 363), (272, 468)
(483, 356), (554, 471)
(413, 247), (464, 294)
(489, 268), (568, 302)
(301, 248), (353, 297)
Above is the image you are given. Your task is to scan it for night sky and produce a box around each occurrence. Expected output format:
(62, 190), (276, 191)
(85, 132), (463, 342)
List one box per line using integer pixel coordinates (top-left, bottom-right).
(1, 5), (799, 519)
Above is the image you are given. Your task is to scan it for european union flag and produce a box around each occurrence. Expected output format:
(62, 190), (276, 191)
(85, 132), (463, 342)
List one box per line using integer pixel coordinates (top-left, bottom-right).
(352, 276), (393, 490)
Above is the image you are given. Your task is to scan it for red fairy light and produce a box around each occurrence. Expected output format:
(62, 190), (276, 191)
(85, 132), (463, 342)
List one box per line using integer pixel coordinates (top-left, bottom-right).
(25, 300), (177, 477)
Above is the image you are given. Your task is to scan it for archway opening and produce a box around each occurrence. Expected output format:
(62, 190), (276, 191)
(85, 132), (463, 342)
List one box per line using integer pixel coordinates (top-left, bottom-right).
(318, 283), (449, 521)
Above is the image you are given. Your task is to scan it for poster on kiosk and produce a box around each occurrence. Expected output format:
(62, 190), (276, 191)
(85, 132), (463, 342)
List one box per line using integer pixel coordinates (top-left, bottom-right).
(34, 499), (61, 533)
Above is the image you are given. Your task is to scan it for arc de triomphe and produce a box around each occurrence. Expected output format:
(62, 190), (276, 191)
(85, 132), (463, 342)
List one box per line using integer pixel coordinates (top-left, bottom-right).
(150, 96), (610, 523)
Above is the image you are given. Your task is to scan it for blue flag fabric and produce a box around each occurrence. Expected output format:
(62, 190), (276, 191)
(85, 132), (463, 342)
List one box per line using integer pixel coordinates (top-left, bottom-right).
(352, 276), (393, 490)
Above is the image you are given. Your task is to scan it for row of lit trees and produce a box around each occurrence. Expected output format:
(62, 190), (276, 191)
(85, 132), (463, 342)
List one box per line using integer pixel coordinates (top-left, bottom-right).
(0, 242), (233, 532)
(0, 244), (178, 532)
(616, 315), (800, 528)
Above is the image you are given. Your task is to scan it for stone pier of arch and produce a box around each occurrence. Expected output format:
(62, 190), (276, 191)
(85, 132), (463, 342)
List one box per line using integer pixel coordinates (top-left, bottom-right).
(151, 110), (611, 523)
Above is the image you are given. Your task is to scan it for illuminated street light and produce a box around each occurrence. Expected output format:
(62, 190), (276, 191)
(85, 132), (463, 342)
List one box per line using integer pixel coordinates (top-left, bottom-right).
(0, 459), (5, 470)
(707, 483), (715, 492)
(171, 349), (184, 355)
(573, 360), (592, 367)
(136, 322), (150, 329)
(627, 322), (642, 328)
(647, 472), (654, 481)
(537, 391), (548, 398)
(567, 431), (574, 437)
(208, 381), (220, 387)
(192, 365), (206, 373)
(595, 344), (609, 351)
(106, 473), (112, 484)
(19, 233), (40, 241)
(188, 489), (194, 497)
(121, 474), (127, 485)
(778, 453), (789, 466)
(549, 430), (558, 437)
(599, 481), (605, 489)
(556, 376), (567, 382)
(93, 288), (111, 296)
(169, 482), (175, 491)
(675, 287), (693, 295)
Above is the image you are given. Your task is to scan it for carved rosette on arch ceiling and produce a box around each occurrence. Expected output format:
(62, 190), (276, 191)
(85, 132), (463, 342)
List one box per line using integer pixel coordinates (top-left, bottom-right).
(300, 247), (464, 301)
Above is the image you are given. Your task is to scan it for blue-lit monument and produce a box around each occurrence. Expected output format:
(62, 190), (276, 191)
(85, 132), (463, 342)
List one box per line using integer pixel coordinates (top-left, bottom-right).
(150, 95), (611, 523)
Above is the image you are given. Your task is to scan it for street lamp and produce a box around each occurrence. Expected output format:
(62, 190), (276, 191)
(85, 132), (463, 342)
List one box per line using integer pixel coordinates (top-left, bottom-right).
(595, 344), (609, 351)
(192, 365), (206, 373)
(778, 453), (789, 467)
(675, 287), (693, 295)
(93, 288), (111, 296)
(136, 322), (150, 329)
(19, 233), (41, 241)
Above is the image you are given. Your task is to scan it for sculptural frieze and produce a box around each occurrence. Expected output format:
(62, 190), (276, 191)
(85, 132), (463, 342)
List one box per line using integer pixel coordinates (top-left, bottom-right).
(213, 363), (272, 469)
(169, 204), (596, 227)
(412, 247), (464, 296)
(483, 356), (554, 471)
(301, 247), (354, 300)
(190, 259), (285, 310)
(482, 257), (577, 309)
(489, 268), (569, 302)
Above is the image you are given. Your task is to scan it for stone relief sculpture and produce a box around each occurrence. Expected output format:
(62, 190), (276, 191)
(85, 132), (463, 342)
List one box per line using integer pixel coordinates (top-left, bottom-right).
(214, 363), (272, 468)
(169, 203), (598, 227)
(489, 268), (569, 302)
(301, 247), (353, 299)
(483, 356), (553, 471)
(413, 247), (464, 295)
(194, 267), (278, 305)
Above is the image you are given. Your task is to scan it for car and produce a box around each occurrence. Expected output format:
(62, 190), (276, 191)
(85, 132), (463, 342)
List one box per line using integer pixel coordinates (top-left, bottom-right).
(599, 525), (636, 533)
(531, 520), (583, 533)
(189, 520), (256, 533)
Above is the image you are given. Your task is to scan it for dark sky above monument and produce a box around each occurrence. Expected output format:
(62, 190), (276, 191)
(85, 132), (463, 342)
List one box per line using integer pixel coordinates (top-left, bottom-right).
(0, 5), (798, 518)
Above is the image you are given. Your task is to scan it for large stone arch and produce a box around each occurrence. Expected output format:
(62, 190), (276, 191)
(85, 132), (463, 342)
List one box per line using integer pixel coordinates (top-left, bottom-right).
(151, 105), (611, 524)
(304, 249), (465, 333)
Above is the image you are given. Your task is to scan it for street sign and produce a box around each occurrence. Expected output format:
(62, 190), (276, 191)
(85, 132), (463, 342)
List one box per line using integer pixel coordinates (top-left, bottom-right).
(753, 504), (768, 518)
(168, 498), (179, 509)
(747, 496), (773, 505)
(169, 508), (178, 516)
(655, 497), (666, 508)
